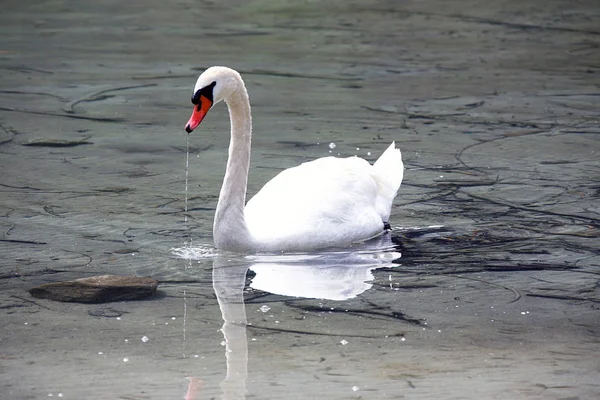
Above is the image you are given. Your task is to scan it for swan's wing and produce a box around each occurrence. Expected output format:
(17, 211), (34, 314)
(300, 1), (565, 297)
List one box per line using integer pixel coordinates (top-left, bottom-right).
(245, 148), (402, 250)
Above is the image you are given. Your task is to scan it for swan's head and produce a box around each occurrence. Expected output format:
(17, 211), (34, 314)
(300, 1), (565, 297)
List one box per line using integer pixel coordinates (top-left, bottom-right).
(185, 66), (243, 133)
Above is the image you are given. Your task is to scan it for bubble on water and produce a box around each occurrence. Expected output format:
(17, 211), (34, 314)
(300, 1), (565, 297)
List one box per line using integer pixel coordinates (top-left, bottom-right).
(220, 341), (226, 346)
(259, 305), (271, 313)
(141, 336), (149, 343)
(116, 317), (121, 321)
(352, 386), (359, 392)
(356, 147), (360, 151)
(401, 337), (406, 342)
(329, 142), (336, 149)
(123, 357), (129, 363)
(367, 152), (371, 156)
(171, 317), (177, 320)
(98, 351), (103, 355)
(340, 339), (349, 345)
(58, 394), (63, 398)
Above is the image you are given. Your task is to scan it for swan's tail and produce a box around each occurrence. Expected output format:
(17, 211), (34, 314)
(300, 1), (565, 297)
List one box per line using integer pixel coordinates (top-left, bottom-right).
(372, 142), (404, 221)
(373, 142), (404, 192)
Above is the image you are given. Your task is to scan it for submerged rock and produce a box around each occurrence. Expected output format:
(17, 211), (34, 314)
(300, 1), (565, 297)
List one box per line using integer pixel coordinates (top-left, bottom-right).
(29, 275), (159, 303)
(21, 137), (93, 147)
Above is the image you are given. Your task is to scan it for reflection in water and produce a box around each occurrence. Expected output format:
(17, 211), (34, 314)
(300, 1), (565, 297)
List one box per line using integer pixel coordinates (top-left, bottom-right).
(207, 235), (401, 399)
(213, 258), (248, 400)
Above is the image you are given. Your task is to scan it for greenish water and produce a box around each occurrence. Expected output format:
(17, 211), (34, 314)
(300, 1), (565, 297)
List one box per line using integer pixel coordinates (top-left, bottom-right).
(1, 1), (598, 399)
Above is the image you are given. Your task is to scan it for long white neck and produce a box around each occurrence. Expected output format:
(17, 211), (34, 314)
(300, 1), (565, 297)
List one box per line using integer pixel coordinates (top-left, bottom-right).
(213, 82), (254, 251)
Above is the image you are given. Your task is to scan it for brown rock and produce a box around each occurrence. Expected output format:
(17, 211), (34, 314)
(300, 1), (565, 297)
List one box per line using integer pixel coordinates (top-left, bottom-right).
(29, 275), (159, 303)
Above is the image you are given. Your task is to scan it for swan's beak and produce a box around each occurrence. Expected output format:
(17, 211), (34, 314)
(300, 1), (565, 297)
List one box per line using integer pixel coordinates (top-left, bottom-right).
(185, 95), (213, 133)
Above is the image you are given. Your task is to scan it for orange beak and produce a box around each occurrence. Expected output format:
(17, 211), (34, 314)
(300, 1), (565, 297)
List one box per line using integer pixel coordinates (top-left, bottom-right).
(185, 95), (213, 133)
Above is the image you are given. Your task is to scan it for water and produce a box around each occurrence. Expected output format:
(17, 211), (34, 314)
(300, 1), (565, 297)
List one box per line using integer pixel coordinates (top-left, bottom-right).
(1, 1), (599, 399)
(184, 133), (191, 224)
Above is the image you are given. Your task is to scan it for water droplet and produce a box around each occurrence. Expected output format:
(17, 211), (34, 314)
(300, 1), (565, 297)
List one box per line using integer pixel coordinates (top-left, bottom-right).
(328, 142), (336, 149)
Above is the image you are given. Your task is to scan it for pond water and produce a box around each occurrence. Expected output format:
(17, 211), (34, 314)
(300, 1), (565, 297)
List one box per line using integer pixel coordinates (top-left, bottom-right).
(1, 1), (599, 399)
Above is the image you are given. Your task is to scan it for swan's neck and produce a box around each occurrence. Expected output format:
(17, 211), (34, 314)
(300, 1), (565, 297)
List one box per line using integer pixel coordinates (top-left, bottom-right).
(214, 85), (253, 250)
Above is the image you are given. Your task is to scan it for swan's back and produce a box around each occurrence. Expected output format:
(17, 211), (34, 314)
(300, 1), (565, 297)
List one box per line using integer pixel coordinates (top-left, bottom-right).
(245, 142), (403, 251)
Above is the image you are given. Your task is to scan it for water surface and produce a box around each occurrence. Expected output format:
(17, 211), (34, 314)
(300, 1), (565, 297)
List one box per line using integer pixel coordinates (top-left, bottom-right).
(1, 1), (599, 399)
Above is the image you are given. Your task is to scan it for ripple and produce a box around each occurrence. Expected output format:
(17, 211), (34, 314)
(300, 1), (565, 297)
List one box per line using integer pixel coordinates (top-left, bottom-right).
(171, 242), (217, 260)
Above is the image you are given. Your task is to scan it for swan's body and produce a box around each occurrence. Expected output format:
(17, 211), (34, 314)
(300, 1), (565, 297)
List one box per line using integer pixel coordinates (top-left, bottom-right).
(185, 66), (404, 252)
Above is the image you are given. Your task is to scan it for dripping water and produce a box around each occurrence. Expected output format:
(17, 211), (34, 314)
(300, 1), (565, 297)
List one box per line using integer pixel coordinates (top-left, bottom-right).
(184, 132), (194, 256)
(182, 132), (192, 358)
(184, 133), (191, 224)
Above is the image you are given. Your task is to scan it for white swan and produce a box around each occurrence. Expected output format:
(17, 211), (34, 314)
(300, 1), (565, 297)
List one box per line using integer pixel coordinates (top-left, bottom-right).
(185, 66), (404, 252)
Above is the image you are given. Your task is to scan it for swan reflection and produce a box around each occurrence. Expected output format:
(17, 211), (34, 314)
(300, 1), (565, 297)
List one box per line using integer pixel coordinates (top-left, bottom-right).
(207, 236), (401, 399)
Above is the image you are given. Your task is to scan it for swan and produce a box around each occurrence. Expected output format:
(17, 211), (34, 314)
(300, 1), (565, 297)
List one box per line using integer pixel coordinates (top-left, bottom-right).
(184, 66), (404, 252)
